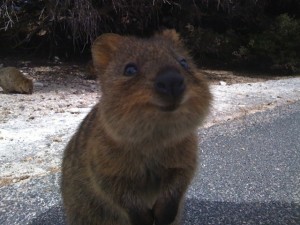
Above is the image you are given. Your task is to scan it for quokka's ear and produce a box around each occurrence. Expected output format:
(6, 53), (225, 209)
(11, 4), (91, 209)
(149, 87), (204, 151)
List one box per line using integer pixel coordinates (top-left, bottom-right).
(156, 29), (182, 46)
(92, 33), (123, 74)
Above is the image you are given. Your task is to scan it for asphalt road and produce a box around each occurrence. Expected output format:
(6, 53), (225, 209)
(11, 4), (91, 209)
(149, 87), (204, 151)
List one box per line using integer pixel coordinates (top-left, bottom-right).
(1, 101), (300, 225)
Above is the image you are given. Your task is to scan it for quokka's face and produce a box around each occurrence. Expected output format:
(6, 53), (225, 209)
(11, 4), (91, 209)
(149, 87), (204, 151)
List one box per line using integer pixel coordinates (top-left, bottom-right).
(21, 79), (33, 94)
(92, 31), (211, 142)
(101, 38), (210, 113)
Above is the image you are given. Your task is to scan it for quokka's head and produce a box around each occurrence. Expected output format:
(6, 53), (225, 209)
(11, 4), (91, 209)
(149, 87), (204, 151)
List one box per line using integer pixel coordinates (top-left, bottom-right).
(92, 30), (211, 143)
(21, 78), (33, 94)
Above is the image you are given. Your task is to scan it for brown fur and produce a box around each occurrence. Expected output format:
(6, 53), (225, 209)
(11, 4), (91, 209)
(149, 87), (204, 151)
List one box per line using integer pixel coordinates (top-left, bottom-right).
(0, 67), (33, 94)
(61, 30), (211, 225)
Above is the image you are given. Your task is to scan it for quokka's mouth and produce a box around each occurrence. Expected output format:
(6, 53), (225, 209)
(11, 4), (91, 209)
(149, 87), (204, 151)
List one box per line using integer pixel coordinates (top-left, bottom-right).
(159, 104), (179, 112)
(152, 94), (190, 112)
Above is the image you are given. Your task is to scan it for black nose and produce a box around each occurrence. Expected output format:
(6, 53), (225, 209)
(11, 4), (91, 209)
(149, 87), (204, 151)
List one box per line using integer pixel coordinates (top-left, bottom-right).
(155, 68), (185, 99)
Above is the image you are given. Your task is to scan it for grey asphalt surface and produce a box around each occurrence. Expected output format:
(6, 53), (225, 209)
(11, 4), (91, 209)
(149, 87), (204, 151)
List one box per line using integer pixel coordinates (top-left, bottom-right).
(1, 101), (300, 225)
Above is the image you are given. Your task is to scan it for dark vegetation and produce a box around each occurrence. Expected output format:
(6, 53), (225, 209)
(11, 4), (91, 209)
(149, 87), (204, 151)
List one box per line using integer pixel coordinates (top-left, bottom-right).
(1, 0), (300, 73)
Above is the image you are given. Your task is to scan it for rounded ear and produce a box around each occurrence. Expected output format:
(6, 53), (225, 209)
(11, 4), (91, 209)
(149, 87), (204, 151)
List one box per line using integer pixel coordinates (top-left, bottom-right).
(156, 29), (182, 46)
(91, 33), (123, 75)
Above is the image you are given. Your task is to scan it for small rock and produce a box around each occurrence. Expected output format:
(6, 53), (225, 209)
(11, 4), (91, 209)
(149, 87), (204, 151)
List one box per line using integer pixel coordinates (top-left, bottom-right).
(219, 81), (227, 86)
(72, 90), (81, 94)
(68, 108), (89, 114)
(55, 109), (65, 113)
(19, 105), (25, 110)
(52, 136), (62, 142)
(34, 82), (44, 87)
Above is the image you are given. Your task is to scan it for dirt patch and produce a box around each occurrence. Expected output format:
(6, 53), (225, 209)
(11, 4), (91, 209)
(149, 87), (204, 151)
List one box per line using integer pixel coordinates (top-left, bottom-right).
(0, 175), (30, 187)
(1, 58), (299, 184)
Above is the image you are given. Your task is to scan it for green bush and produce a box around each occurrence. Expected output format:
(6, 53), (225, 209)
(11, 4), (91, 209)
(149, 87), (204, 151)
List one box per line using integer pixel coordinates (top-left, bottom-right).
(1, 0), (300, 74)
(248, 14), (300, 73)
(0, 0), (179, 57)
(184, 27), (241, 66)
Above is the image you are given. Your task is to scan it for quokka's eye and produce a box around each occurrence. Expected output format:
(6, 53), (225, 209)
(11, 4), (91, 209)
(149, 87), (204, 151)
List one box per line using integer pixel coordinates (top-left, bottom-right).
(179, 58), (189, 70)
(123, 63), (138, 77)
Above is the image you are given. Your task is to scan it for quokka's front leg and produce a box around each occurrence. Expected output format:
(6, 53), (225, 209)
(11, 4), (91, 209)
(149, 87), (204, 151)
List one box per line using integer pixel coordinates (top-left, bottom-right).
(102, 177), (155, 225)
(153, 168), (194, 225)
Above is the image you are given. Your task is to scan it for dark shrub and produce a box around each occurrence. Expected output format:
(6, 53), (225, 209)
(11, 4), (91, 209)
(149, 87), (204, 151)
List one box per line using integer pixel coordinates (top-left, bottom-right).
(248, 14), (300, 73)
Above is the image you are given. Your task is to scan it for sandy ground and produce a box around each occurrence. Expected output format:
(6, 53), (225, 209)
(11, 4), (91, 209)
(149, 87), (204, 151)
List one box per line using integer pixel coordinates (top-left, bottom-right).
(0, 62), (300, 187)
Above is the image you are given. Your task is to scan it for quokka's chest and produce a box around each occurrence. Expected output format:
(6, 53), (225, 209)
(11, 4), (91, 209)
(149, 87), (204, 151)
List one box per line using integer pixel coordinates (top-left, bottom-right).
(136, 167), (167, 207)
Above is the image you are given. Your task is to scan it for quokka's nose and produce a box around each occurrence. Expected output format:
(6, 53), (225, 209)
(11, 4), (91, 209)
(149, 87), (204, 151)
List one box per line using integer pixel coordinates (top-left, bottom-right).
(155, 68), (186, 99)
